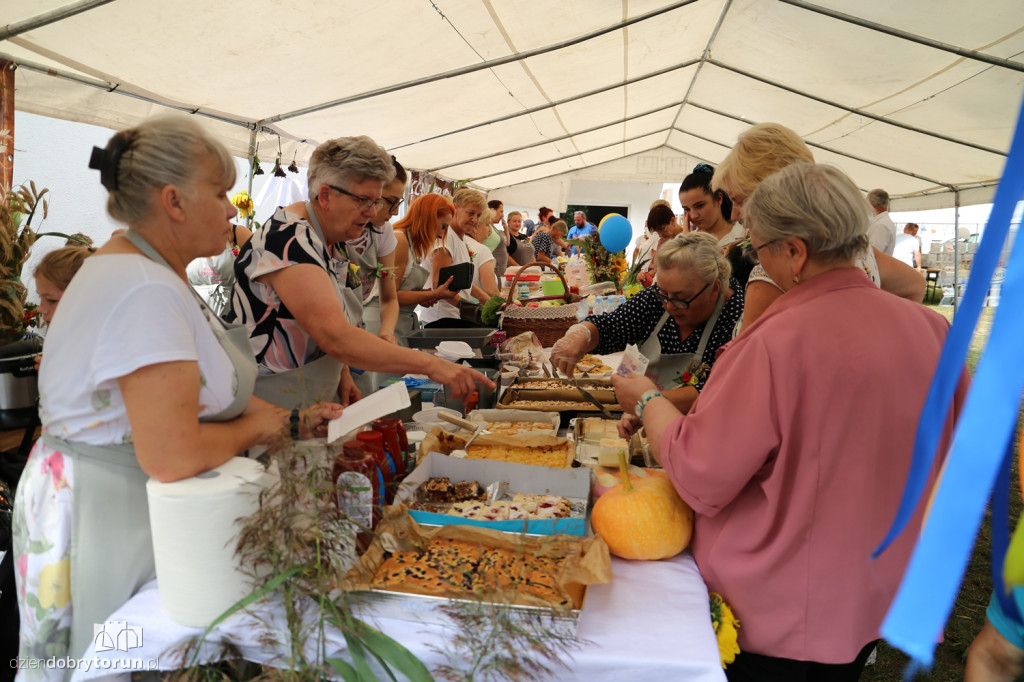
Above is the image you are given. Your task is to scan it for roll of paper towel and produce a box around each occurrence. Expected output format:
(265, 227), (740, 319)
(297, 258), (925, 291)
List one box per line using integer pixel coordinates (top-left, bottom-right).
(147, 456), (278, 626)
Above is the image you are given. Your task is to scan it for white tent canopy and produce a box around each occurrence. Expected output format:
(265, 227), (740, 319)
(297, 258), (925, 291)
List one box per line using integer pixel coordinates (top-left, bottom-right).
(3, 0), (1023, 211)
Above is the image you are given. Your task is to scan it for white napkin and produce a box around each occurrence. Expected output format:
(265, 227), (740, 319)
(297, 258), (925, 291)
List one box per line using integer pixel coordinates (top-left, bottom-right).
(436, 341), (475, 361)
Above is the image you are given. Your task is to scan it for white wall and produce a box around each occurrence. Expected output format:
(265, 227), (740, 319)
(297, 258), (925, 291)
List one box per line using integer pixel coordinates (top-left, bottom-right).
(10, 111), (288, 304)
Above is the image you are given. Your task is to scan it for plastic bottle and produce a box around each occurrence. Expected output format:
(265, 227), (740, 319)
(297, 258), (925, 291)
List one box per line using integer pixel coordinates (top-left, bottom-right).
(375, 418), (413, 476)
(356, 431), (392, 505)
(372, 420), (406, 500)
(576, 303), (589, 322)
(519, 282), (530, 300)
(333, 441), (379, 541)
(618, 295), (627, 309)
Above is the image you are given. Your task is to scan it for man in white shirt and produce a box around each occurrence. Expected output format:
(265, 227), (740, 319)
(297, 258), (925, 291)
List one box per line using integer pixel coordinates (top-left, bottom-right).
(867, 188), (897, 255)
(892, 222), (922, 270)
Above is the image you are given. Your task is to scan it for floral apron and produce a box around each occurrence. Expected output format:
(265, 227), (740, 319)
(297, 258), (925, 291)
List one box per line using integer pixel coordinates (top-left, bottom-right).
(253, 204), (358, 409)
(638, 286), (725, 391)
(58, 228), (257, 660)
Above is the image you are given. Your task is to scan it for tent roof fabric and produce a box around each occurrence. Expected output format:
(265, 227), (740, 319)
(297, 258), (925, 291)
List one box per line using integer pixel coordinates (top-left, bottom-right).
(2, 0), (1023, 209)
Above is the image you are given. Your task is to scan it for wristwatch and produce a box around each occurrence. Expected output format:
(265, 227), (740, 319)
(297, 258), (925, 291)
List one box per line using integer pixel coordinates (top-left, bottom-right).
(635, 389), (664, 420)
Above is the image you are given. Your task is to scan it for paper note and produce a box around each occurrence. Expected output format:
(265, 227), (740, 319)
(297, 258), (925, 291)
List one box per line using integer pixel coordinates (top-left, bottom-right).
(327, 381), (411, 443)
(615, 344), (649, 377)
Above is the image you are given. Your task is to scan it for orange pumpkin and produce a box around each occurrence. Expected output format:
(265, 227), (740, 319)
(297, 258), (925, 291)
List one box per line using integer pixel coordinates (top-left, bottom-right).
(592, 465), (669, 498)
(591, 451), (694, 560)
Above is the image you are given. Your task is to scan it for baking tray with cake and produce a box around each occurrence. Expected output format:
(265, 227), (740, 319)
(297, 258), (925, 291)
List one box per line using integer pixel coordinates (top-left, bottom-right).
(416, 428), (576, 469)
(395, 452), (592, 536)
(341, 506), (612, 635)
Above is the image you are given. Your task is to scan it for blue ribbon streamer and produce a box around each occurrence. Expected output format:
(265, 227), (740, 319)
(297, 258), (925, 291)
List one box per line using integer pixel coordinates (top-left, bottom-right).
(879, 94), (1024, 666)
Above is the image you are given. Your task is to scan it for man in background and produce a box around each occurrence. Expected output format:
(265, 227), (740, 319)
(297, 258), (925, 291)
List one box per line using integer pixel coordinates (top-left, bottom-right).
(893, 222), (922, 271)
(567, 210), (595, 255)
(867, 188), (897, 255)
(521, 210), (535, 236)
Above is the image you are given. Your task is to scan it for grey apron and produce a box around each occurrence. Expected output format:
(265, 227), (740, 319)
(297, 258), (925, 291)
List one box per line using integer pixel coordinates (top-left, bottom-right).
(395, 238), (430, 344)
(62, 229), (257, 660)
(252, 203), (354, 409)
(639, 285), (725, 391)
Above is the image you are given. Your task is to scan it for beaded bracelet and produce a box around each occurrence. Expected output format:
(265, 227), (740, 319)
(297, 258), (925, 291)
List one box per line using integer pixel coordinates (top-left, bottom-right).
(635, 389), (664, 420)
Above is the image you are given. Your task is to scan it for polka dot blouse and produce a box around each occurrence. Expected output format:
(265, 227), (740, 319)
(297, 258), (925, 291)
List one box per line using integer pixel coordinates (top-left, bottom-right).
(587, 278), (744, 391)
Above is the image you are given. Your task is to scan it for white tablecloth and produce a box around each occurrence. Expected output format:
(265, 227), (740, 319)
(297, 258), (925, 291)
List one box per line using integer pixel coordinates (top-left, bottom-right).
(71, 552), (724, 681)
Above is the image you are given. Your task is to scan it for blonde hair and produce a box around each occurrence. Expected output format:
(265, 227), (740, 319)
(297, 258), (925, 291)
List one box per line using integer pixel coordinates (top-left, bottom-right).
(101, 115), (236, 224)
(656, 231), (730, 287)
(34, 245), (95, 291)
(745, 163), (870, 262)
(550, 220), (568, 238)
(452, 187), (487, 211)
(712, 123), (814, 200)
(307, 136), (394, 199)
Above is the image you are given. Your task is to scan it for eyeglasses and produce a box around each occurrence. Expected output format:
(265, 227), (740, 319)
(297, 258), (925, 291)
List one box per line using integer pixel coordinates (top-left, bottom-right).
(327, 184), (385, 212)
(383, 195), (404, 212)
(652, 281), (711, 309)
(749, 237), (781, 263)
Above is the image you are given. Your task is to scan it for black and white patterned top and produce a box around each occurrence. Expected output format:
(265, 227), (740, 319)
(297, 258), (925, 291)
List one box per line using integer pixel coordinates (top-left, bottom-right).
(226, 207), (347, 374)
(587, 278), (744, 391)
(532, 231), (555, 259)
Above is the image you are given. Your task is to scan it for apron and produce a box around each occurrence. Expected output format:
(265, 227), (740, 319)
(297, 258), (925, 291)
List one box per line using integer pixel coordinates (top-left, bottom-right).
(63, 228), (258, 660)
(639, 285), (725, 391)
(395, 238), (431, 343)
(253, 203), (355, 409)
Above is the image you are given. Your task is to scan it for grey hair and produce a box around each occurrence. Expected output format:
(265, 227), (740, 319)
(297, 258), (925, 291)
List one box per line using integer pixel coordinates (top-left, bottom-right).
(104, 115), (235, 224)
(452, 188), (487, 210)
(745, 163), (871, 262)
(866, 188), (890, 211)
(656, 231), (730, 287)
(307, 136), (394, 198)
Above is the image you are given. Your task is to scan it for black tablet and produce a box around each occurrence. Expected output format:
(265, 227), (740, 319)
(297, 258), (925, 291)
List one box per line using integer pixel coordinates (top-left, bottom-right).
(438, 262), (474, 291)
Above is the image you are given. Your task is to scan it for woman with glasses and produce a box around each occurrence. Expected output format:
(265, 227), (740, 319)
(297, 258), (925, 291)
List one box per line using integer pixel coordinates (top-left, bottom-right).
(613, 163), (961, 681)
(551, 231), (742, 416)
(228, 135), (491, 409)
(713, 123), (925, 334)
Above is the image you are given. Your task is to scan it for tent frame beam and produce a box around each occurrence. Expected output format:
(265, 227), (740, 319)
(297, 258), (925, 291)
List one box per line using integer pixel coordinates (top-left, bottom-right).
(263, 0), (700, 125)
(707, 59), (1005, 157)
(780, 0), (1024, 74)
(0, 0), (116, 41)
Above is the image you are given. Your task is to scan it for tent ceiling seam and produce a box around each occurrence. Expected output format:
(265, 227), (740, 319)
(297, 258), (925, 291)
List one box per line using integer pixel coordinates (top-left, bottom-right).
(428, 99), (687, 173)
(779, 0), (1024, 74)
(707, 59), (1006, 157)
(260, 0), (699, 126)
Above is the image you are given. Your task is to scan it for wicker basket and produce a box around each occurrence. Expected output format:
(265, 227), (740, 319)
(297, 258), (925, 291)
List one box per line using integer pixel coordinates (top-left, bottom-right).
(500, 262), (582, 347)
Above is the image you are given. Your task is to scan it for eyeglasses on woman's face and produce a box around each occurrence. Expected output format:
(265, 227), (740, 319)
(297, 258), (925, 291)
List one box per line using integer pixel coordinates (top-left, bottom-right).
(327, 184), (385, 212)
(652, 281), (710, 309)
(749, 237), (782, 263)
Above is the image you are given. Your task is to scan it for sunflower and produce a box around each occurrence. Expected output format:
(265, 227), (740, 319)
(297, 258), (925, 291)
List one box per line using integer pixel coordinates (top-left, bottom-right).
(709, 591), (741, 668)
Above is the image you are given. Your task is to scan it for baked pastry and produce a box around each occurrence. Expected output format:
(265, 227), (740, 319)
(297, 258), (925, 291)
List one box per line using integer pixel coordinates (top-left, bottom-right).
(453, 480), (482, 501)
(423, 476), (454, 503)
(465, 443), (571, 468)
(372, 537), (572, 607)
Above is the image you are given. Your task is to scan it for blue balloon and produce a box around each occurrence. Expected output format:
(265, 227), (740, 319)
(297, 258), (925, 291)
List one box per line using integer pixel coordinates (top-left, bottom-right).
(599, 214), (632, 253)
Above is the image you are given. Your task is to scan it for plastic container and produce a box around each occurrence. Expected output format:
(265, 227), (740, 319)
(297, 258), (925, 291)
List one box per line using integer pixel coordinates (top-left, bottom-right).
(412, 407), (461, 432)
(333, 441), (380, 539)
(373, 419), (408, 481)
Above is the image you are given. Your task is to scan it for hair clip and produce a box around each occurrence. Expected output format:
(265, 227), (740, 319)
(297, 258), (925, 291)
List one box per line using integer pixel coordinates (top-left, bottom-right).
(693, 162), (715, 175)
(88, 134), (131, 191)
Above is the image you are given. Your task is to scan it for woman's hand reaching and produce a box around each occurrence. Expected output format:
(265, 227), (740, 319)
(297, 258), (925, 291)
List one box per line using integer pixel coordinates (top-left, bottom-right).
(297, 402), (344, 439)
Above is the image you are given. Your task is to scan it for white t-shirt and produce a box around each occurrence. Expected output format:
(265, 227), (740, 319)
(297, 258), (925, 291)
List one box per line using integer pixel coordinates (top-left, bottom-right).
(39, 255), (236, 445)
(868, 212), (897, 255)
(465, 234), (496, 291)
(718, 223), (747, 249)
(347, 221), (398, 259)
(417, 228), (472, 325)
(892, 233), (921, 268)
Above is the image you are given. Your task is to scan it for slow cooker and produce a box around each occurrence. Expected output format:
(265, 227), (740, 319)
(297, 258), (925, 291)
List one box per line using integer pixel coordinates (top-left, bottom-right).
(0, 332), (43, 430)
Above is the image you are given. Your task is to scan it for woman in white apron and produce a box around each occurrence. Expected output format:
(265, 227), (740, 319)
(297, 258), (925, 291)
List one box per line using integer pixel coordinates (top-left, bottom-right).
(551, 232), (743, 419)
(391, 193), (464, 344)
(13, 116), (342, 676)
(228, 135), (490, 411)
